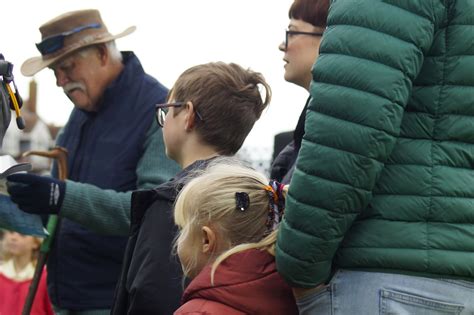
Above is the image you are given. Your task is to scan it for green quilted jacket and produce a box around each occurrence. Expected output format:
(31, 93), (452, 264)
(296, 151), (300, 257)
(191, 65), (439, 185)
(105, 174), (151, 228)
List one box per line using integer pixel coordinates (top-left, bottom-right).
(276, 0), (474, 288)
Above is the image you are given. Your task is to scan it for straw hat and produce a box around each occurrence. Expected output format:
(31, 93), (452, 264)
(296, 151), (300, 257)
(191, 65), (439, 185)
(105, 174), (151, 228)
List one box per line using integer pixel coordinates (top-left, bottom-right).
(21, 9), (135, 76)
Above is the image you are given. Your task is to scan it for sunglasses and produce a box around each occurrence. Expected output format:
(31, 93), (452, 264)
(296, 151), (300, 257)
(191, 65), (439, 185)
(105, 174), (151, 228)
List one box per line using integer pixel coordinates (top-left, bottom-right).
(154, 102), (204, 128)
(36, 23), (102, 55)
(284, 30), (324, 50)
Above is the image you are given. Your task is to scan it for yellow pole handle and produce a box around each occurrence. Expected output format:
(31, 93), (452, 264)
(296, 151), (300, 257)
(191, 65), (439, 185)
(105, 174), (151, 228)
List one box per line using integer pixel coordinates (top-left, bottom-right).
(5, 82), (21, 117)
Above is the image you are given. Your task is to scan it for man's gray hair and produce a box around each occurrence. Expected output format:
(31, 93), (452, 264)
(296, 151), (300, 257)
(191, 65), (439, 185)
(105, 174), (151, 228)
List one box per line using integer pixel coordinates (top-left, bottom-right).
(105, 41), (123, 63)
(76, 41), (122, 63)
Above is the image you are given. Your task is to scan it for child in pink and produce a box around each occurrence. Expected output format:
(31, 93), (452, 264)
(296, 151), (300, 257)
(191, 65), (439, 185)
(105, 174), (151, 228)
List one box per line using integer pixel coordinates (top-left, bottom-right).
(0, 230), (53, 315)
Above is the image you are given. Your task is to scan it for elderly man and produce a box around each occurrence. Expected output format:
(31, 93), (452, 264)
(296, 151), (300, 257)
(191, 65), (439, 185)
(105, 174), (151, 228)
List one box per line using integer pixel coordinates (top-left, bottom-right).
(7, 9), (179, 315)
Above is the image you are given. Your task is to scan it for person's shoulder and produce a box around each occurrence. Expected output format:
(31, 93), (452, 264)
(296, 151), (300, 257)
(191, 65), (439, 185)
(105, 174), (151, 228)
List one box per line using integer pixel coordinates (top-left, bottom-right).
(0, 266), (13, 282)
(0, 259), (11, 274)
(0, 263), (6, 276)
(127, 55), (168, 103)
(176, 298), (245, 315)
(139, 70), (168, 95)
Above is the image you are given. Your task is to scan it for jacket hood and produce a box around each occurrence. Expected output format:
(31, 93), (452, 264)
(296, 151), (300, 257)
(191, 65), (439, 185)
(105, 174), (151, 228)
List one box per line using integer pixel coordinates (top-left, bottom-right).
(181, 249), (298, 315)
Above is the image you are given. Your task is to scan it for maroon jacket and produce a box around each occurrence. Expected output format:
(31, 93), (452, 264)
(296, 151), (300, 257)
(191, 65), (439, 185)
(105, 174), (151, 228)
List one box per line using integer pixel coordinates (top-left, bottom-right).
(175, 249), (298, 315)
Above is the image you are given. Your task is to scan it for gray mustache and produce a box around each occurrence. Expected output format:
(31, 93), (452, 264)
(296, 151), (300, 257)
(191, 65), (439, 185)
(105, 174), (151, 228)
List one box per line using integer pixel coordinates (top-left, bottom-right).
(63, 82), (86, 94)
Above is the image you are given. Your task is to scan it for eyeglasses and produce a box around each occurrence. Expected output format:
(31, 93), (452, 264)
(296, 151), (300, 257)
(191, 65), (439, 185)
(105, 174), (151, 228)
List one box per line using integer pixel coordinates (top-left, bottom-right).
(36, 23), (102, 55)
(284, 30), (324, 51)
(154, 102), (204, 128)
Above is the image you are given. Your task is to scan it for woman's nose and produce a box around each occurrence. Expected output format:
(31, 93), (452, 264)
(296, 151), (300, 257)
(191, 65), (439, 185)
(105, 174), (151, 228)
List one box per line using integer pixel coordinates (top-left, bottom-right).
(278, 41), (286, 52)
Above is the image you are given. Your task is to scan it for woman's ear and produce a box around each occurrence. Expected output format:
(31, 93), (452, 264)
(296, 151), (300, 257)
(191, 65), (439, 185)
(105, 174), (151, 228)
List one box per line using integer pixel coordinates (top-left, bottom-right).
(184, 101), (197, 131)
(201, 226), (217, 255)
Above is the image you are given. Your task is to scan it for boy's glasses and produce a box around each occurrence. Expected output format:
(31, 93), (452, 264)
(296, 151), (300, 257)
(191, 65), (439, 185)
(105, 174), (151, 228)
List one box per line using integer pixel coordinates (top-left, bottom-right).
(36, 23), (102, 55)
(155, 102), (204, 127)
(284, 30), (324, 51)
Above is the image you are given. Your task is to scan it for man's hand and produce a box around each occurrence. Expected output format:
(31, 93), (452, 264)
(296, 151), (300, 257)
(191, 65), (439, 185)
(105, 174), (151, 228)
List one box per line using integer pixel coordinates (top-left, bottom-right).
(7, 173), (65, 214)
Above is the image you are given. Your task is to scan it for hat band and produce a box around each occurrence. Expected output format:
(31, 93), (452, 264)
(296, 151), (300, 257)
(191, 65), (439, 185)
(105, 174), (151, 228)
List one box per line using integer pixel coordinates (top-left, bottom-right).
(36, 23), (102, 56)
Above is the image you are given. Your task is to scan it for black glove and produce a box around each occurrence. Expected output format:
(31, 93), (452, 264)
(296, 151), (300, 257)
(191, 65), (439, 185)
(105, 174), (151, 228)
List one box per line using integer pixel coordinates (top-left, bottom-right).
(7, 173), (65, 215)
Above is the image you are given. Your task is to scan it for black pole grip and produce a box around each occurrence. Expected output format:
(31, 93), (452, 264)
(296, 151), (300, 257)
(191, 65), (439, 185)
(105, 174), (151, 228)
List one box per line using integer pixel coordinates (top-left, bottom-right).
(16, 116), (25, 130)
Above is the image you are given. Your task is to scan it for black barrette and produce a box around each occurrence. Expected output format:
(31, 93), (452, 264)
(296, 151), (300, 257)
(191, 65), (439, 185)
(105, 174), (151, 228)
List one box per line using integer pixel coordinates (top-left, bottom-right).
(235, 192), (250, 211)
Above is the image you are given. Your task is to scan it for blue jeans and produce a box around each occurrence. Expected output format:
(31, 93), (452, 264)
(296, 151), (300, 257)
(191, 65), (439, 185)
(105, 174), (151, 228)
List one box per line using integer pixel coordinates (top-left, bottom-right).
(297, 270), (474, 315)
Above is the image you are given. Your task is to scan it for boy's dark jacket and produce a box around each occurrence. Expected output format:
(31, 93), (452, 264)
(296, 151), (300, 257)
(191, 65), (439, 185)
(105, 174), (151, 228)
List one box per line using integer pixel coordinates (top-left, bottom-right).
(112, 159), (211, 315)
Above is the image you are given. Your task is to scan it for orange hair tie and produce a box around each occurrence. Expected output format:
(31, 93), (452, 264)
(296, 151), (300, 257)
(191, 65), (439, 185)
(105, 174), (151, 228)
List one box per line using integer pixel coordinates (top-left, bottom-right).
(264, 185), (278, 202)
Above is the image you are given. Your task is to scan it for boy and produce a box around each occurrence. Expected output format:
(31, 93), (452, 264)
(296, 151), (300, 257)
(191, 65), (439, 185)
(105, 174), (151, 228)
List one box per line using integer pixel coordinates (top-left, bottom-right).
(112, 62), (271, 315)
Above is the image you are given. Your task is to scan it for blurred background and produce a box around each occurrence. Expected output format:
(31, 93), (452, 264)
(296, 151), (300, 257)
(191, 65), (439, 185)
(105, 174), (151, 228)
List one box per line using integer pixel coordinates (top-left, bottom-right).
(1, 0), (309, 174)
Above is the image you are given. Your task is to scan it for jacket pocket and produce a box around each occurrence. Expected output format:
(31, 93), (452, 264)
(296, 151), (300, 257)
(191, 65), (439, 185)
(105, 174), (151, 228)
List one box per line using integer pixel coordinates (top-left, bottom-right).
(380, 288), (464, 315)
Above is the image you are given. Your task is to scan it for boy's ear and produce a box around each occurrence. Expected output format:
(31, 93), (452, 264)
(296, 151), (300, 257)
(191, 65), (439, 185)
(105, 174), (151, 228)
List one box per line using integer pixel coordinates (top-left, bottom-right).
(202, 226), (216, 254)
(184, 101), (197, 131)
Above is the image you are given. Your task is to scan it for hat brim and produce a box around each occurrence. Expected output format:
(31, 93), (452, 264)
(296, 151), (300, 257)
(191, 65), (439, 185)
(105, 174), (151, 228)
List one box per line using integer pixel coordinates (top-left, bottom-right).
(21, 25), (136, 76)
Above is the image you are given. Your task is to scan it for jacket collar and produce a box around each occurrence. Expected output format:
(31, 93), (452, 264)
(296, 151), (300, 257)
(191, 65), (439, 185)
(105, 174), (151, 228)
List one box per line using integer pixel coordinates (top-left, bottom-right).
(182, 249), (296, 314)
(130, 158), (217, 227)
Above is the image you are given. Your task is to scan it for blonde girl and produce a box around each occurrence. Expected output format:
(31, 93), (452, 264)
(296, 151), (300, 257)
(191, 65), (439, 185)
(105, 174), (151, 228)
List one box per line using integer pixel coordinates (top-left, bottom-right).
(0, 231), (53, 315)
(173, 162), (297, 315)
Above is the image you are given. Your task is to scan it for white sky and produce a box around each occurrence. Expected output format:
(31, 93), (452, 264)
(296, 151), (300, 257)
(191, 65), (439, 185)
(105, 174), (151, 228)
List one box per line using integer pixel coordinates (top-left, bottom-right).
(2, 0), (309, 151)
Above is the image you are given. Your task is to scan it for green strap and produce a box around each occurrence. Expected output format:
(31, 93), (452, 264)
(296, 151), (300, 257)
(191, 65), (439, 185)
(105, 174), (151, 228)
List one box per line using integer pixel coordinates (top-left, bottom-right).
(40, 214), (58, 253)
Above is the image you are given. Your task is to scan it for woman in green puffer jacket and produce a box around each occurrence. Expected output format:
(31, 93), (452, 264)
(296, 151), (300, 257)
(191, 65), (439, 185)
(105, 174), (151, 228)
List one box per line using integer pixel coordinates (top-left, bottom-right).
(275, 0), (474, 314)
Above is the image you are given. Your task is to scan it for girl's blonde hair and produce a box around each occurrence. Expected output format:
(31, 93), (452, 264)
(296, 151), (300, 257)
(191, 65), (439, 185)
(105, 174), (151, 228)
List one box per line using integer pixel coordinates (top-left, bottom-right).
(1, 231), (42, 266)
(174, 160), (281, 284)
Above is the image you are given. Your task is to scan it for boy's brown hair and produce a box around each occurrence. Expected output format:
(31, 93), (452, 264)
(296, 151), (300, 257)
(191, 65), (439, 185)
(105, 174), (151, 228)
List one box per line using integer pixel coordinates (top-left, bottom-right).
(171, 62), (271, 155)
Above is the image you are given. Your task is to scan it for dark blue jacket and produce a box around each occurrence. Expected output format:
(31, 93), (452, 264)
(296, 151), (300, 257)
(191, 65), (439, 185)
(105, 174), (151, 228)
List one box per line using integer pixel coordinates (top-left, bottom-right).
(49, 52), (168, 310)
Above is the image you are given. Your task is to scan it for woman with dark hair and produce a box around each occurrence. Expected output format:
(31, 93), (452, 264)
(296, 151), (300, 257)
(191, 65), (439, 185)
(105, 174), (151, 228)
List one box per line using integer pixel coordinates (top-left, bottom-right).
(270, 0), (329, 184)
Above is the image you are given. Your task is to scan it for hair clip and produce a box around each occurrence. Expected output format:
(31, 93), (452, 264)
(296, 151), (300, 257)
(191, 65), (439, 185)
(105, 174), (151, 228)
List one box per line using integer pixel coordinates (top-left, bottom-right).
(264, 180), (286, 233)
(235, 192), (250, 211)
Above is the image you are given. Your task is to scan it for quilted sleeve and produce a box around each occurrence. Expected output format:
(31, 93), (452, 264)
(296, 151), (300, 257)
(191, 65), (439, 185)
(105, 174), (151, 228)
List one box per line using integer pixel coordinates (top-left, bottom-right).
(276, 0), (446, 287)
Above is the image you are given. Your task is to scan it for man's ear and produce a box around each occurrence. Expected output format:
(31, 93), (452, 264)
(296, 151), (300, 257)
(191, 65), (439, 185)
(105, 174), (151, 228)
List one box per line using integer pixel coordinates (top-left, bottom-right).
(202, 226), (217, 255)
(184, 101), (196, 131)
(96, 43), (108, 66)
